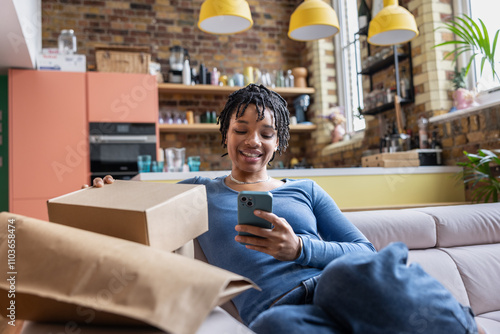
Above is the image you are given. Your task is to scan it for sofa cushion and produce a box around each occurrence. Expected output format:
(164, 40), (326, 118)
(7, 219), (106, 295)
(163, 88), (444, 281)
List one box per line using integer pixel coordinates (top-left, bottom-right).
(408, 248), (470, 307)
(442, 244), (500, 316)
(415, 203), (500, 248)
(346, 210), (436, 251)
(476, 311), (500, 334)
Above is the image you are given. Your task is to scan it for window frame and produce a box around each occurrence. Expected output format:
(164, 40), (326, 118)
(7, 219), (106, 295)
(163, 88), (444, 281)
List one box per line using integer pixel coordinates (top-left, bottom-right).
(332, 0), (365, 133)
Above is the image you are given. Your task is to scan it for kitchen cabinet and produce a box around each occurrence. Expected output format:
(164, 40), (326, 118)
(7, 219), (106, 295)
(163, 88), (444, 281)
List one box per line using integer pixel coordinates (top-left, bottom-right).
(9, 69), (88, 220)
(356, 28), (414, 116)
(88, 72), (158, 123)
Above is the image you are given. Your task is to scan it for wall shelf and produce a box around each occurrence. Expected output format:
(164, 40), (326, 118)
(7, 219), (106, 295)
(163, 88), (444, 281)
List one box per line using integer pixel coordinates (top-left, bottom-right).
(159, 123), (317, 133)
(361, 98), (413, 116)
(158, 83), (315, 97)
(359, 53), (410, 76)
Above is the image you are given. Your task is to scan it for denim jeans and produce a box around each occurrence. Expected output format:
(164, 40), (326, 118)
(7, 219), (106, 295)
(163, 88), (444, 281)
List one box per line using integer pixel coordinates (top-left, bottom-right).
(249, 242), (478, 334)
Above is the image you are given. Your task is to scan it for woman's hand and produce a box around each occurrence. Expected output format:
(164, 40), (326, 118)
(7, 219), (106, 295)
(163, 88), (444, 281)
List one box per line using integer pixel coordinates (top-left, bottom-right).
(235, 210), (302, 262)
(81, 175), (115, 189)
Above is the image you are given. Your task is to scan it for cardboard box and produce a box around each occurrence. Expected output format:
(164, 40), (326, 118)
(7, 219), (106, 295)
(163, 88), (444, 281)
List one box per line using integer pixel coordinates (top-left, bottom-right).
(37, 53), (86, 72)
(362, 149), (442, 167)
(0, 212), (255, 334)
(47, 180), (208, 253)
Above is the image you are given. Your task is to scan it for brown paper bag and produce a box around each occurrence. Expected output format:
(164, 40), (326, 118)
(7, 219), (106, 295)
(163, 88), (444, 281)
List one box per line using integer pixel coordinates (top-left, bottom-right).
(0, 213), (257, 334)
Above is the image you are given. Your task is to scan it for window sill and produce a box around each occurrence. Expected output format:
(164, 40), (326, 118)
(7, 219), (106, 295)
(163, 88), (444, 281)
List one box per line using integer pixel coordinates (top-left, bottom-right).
(321, 131), (365, 156)
(429, 94), (500, 124)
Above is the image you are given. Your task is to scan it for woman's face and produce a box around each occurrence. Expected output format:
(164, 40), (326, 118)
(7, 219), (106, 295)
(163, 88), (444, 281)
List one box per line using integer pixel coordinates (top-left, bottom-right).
(226, 104), (278, 175)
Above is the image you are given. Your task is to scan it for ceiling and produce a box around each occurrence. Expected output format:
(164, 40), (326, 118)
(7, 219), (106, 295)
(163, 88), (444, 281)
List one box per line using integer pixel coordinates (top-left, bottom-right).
(0, 0), (41, 75)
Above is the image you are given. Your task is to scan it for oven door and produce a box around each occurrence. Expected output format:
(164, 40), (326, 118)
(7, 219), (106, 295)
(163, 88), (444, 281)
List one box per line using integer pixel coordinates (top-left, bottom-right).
(90, 135), (157, 174)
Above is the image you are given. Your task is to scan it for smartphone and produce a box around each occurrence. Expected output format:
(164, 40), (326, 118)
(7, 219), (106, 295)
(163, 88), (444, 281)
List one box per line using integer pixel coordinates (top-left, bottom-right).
(237, 191), (273, 242)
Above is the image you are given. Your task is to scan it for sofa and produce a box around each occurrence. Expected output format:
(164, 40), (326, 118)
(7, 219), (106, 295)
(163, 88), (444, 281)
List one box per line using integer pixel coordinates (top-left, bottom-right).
(210, 202), (500, 334)
(345, 202), (500, 334)
(5, 202), (500, 334)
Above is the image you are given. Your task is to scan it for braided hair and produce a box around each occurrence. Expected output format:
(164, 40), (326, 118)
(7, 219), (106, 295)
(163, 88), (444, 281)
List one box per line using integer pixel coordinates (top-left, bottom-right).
(218, 84), (290, 155)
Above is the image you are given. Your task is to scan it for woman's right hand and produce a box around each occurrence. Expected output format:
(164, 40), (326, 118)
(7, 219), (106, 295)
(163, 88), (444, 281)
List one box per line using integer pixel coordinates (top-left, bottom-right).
(81, 175), (115, 189)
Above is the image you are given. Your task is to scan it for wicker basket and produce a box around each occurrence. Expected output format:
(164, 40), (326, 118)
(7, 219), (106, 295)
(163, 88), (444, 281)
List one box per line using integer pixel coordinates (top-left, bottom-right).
(95, 45), (150, 74)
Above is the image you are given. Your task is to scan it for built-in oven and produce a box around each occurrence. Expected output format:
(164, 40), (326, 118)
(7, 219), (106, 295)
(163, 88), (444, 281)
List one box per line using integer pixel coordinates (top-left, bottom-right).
(89, 122), (156, 182)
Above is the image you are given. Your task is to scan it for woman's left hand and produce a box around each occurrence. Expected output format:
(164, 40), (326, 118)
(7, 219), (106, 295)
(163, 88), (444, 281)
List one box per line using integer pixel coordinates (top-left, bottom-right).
(235, 210), (302, 261)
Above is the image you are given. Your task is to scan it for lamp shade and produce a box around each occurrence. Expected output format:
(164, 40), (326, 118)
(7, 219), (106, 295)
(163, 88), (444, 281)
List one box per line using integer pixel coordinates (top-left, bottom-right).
(288, 0), (340, 41)
(198, 0), (253, 35)
(368, 0), (418, 46)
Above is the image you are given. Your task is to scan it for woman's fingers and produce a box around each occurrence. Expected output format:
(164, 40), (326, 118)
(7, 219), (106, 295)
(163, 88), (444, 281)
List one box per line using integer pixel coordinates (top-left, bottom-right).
(103, 175), (114, 184)
(91, 175), (115, 188)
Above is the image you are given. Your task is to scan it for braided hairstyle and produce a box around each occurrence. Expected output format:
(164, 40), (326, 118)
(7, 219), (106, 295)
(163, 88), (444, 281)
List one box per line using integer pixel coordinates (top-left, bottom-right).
(218, 84), (290, 155)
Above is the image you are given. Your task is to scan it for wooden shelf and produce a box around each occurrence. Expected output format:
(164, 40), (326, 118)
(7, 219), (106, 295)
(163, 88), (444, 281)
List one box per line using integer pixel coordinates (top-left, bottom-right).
(361, 98), (413, 116)
(158, 83), (315, 97)
(159, 123), (317, 133)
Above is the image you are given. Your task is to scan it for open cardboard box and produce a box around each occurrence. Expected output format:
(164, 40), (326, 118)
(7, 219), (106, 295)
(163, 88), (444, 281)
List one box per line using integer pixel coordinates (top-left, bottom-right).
(47, 180), (208, 253)
(0, 212), (256, 334)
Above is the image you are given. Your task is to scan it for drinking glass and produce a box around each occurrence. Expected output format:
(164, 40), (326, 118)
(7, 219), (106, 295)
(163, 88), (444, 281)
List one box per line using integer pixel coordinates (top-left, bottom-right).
(137, 155), (152, 173)
(187, 156), (201, 172)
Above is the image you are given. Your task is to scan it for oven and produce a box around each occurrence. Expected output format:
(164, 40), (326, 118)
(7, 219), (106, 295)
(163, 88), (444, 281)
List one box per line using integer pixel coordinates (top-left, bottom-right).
(89, 122), (156, 182)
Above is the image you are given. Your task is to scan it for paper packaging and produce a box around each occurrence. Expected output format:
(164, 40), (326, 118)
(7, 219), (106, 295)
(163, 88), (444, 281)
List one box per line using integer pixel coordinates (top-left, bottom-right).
(47, 180), (208, 254)
(37, 53), (87, 72)
(0, 212), (257, 334)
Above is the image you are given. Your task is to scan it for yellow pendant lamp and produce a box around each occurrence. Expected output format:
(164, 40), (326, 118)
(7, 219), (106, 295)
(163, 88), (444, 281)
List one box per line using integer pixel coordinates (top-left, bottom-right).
(288, 0), (340, 41)
(198, 0), (253, 35)
(368, 0), (418, 46)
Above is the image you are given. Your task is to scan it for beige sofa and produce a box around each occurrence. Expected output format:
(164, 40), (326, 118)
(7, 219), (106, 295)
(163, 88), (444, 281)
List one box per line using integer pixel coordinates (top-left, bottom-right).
(210, 202), (500, 333)
(345, 202), (500, 334)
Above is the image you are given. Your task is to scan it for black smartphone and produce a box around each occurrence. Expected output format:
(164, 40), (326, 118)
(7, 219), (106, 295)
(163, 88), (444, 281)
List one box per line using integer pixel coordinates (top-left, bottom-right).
(237, 191), (273, 243)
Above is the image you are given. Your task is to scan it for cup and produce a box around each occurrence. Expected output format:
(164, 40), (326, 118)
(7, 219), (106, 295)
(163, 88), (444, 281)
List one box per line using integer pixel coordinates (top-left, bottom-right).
(151, 161), (164, 172)
(187, 156), (201, 172)
(137, 155), (152, 173)
(165, 148), (185, 172)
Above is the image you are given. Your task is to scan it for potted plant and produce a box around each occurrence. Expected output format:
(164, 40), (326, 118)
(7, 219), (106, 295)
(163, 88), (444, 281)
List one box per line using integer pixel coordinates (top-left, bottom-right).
(434, 15), (499, 83)
(456, 149), (500, 203)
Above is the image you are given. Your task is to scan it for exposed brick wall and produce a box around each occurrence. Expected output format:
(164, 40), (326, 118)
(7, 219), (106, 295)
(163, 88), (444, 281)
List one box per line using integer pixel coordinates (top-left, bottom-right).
(42, 0), (306, 74)
(41, 0), (314, 170)
(433, 107), (500, 166)
(319, 0), (499, 171)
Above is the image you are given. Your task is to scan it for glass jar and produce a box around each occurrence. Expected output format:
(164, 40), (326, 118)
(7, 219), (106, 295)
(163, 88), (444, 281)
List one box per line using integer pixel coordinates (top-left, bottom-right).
(58, 29), (77, 54)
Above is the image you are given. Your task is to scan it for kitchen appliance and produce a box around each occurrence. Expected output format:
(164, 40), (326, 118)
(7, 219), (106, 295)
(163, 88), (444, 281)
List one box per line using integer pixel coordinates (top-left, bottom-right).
(169, 46), (185, 83)
(89, 122), (156, 181)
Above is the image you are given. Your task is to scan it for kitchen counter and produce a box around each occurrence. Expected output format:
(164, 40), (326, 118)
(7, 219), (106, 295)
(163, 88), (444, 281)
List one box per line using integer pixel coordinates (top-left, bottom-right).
(133, 166), (466, 211)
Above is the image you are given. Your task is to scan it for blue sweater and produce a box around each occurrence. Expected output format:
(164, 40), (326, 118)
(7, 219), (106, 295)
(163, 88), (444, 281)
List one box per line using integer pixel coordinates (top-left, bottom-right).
(179, 176), (375, 324)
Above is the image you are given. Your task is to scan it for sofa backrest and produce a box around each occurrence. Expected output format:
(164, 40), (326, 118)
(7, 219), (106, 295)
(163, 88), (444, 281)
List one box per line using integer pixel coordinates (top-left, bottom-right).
(345, 203), (500, 251)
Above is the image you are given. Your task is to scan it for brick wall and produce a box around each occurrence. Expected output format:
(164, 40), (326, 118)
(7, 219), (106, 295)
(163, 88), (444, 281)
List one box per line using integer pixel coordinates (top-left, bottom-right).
(42, 0), (312, 170)
(318, 0), (499, 169)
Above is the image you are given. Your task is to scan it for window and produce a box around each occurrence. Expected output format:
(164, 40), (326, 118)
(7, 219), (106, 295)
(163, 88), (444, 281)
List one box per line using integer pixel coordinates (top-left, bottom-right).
(333, 0), (365, 133)
(454, 0), (500, 90)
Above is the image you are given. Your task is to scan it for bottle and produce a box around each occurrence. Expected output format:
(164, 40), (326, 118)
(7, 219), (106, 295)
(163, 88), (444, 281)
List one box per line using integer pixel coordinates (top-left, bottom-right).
(400, 66), (410, 99)
(199, 64), (207, 84)
(211, 67), (219, 86)
(358, 0), (371, 30)
(285, 69), (294, 88)
(418, 117), (429, 149)
(182, 59), (191, 85)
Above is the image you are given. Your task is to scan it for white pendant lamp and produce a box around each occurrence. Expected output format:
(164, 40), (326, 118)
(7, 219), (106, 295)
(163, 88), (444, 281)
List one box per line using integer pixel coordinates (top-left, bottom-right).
(368, 0), (418, 46)
(288, 0), (340, 41)
(198, 0), (253, 35)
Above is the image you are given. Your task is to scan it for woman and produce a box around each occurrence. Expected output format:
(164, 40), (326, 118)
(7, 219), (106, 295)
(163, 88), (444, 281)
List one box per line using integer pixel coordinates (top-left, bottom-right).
(92, 84), (481, 334)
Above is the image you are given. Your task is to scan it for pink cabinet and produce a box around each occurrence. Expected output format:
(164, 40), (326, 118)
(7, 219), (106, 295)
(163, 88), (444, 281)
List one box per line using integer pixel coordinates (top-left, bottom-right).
(9, 69), (88, 220)
(87, 72), (158, 123)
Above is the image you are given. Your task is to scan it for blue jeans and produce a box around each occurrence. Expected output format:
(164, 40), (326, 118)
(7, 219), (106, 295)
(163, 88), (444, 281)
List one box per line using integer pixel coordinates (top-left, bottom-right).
(249, 242), (478, 334)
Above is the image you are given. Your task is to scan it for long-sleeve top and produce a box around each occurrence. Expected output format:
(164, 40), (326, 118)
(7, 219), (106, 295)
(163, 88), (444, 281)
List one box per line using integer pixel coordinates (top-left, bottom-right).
(179, 176), (376, 325)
